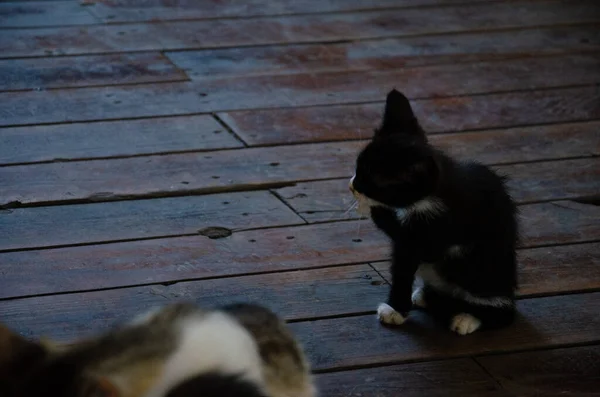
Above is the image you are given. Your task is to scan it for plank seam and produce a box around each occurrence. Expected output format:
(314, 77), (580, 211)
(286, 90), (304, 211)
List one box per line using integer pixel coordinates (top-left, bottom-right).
(0, 0), (570, 30)
(2, 80), (598, 128)
(212, 113), (249, 147)
(1, 21), (598, 60)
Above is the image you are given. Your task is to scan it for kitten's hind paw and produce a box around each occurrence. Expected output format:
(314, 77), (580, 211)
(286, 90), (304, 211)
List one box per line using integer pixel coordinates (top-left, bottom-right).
(377, 303), (406, 325)
(450, 313), (481, 335)
(411, 287), (427, 309)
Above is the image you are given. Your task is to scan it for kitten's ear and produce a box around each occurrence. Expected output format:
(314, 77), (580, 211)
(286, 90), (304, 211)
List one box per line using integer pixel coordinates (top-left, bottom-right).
(0, 324), (48, 394)
(376, 89), (422, 137)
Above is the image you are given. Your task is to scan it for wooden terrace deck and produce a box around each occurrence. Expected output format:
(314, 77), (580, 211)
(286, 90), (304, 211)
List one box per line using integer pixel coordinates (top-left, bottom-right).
(0, 0), (599, 395)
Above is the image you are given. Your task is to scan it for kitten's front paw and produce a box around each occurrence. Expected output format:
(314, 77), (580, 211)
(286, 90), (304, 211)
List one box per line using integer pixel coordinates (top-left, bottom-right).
(411, 287), (427, 309)
(377, 303), (406, 325)
(450, 313), (481, 335)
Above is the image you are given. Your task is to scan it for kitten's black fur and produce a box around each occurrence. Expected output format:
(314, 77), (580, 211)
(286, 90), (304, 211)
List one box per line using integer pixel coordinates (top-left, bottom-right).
(167, 373), (268, 397)
(352, 89), (519, 332)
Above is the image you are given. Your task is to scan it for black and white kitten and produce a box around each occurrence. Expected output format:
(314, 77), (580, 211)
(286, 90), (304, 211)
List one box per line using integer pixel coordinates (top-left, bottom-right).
(350, 89), (519, 335)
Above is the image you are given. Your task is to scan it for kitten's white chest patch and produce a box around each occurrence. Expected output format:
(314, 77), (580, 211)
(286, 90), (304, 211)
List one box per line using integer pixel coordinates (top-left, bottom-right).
(144, 313), (264, 397)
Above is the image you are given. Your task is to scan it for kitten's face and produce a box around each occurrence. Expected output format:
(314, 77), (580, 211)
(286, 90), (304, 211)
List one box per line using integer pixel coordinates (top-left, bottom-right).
(350, 89), (439, 214)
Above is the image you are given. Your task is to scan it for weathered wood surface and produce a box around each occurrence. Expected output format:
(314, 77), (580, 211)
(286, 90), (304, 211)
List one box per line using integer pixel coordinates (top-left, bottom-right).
(0, 115), (241, 165)
(0, 1), (97, 27)
(222, 86), (600, 145)
(0, 53), (187, 92)
(2, 55), (599, 126)
(316, 359), (508, 397)
(0, 265), (388, 340)
(289, 292), (600, 371)
(2, 1), (597, 57)
(168, 25), (600, 79)
(0, 221), (388, 298)
(503, 158), (600, 203)
(0, 192), (304, 251)
(372, 242), (600, 298)
(2, 215), (598, 298)
(0, 142), (361, 205)
(2, 0), (599, 391)
(87, 0), (526, 23)
(477, 346), (600, 397)
(275, 173), (600, 223)
(2, 131), (599, 205)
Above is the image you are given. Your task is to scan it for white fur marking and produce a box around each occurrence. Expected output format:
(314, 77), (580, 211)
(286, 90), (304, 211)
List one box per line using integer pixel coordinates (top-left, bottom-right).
(145, 312), (264, 397)
(377, 303), (406, 325)
(446, 245), (464, 257)
(416, 263), (513, 308)
(411, 286), (427, 308)
(450, 313), (481, 335)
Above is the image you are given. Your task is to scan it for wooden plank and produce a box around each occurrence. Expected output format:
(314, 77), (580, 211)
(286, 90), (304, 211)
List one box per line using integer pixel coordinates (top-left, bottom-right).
(87, 0), (518, 23)
(0, 265), (388, 341)
(432, 121), (600, 165)
(0, 1), (97, 27)
(289, 293), (600, 371)
(2, 55), (599, 127)
(88, 0), (484, 23)
(0, 191), (304, 251)
(316, 359), (508, 397)
(0, 141), (363, 205)
(1, 1), (598, 58)
(372, 242), (600, 297)
(504, 158), (600, 203)
(0, 53), (187, 92)
(521, 201), (600, 246)
(1, 209), (599, 298)
(168, 25), (600, 79)
(275, 163), (600, 223)
(221, 86), (600, 146)
(3, 134), (597, 205)
(0, 115), (242, 165)
(477, 346), (600, 397)
(0, 221), (389, 298)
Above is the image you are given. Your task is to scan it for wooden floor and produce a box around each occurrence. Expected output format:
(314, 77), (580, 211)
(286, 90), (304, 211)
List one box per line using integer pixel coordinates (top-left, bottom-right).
(1, 0), (599, 395)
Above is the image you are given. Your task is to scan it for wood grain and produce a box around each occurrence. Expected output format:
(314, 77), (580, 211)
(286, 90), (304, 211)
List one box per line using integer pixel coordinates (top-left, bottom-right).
(503, 157), (600, 203)
(2, 213), (599, 298)
(0, 191), (304, 251)
(372, 242), (600, 297)
(0, 53), (187, 92)
(316, 359), (507, 397)
(0, 220), (389, 298)
(0, 115), (242, 165)
(3, 135), (597, 205)
(222, 86), (600, 145)
(2, 1), (597, 57)
(2, 55), (599, 126)
(275, 171), (600, 223)
(0, 141), (362, 205)
(87, 0), (501, 23)
(0, 1), (97, 27)
(168, 25), (600, 79)
(477, 346), (600, 397)
(288, 292), (600, 371)
(0, 265), (388, 341)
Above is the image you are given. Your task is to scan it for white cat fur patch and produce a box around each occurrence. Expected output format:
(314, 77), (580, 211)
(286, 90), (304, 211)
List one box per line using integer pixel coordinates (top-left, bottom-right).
(416, 263), (513, 308)
(349, 175), (445, 220)
(411, 286), (427, 308)
(450, 313), (481, 335)
(144, 312), (265, 397)
(377, 303), (406, 325)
